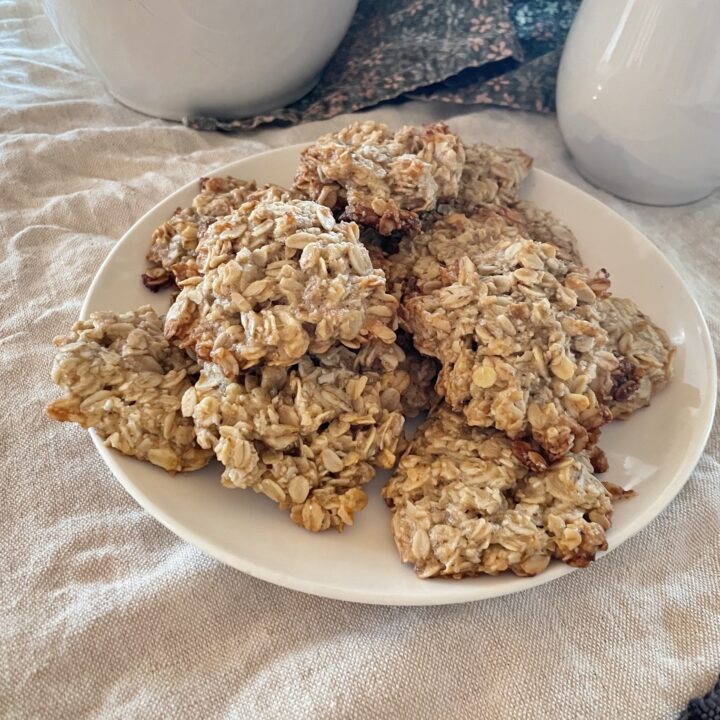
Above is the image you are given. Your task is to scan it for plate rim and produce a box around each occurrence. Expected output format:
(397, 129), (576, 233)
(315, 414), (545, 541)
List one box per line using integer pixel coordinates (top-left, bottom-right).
(81, 143), (718, 605)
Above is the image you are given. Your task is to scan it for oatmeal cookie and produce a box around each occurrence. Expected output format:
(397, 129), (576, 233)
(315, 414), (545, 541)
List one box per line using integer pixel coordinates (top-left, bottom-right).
(384, 207), (532, 298)
(456, 143), (533, 210)
(46, 306), (212, 473)
(372, 203), (583, 307)
(142, 177), (295, 289)
(165, 200), (397, 379)
(164, 198), (398, 376)
(313, 336), (438, 419)
(595, 296), (674, 418)
(403, 241), (617, 459)
(294, 121), (465, 236)
(383, 407), (613, 578)
(452, 144), (580, 262)
(184, 346), (406, 532)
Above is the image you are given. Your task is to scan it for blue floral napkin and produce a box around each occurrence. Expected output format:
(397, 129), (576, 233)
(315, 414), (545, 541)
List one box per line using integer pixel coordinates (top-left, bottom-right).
(679, 676), (720, 720)
(186, 0), (580, 132)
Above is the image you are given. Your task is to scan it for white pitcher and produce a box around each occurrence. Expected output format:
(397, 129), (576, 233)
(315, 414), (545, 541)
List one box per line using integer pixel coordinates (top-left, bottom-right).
(556, 0), (720, 205)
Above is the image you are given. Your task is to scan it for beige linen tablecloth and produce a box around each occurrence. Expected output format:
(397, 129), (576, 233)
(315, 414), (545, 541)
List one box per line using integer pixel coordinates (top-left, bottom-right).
(2, 3), (719, 718)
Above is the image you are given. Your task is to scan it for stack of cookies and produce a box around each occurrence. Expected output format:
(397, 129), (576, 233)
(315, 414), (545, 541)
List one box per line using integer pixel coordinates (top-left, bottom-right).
(48, 121), (674, 579)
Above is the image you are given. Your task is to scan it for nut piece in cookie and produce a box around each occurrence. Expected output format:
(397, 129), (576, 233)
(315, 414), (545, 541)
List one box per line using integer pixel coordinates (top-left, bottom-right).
(403, 240), (616, 459)
(383, 407), (614, 578)
(142, 177), (295, 290)
(184, 347), (406, 532)
(456, 143), (533, 210)
(595, 296), (675, 418)
(46, 306), (212, 473)
(164, 198), (398, 376)
(294, 121), (465, 236)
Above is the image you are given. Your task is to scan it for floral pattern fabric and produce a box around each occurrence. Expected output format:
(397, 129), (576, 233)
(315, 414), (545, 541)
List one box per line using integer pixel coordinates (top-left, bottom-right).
(186, 0), (580, 132)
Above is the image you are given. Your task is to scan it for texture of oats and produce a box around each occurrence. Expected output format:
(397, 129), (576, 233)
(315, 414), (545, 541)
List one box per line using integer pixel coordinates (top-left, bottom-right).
(384, 206), (533, 298)
(184, 346), (406, 532)
(369, 205), (581, 313)
(456, 142), (533, 210)
(294, 120), (465, 235)
(383, 407), (613, 578)
(164, 198), (398, 376)
(46, 306), (212, 472)
(392, 332), (440, 418)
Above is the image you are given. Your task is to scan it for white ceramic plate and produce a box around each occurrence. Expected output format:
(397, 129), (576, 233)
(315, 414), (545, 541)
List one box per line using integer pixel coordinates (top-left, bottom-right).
(82, 144), (716, 606)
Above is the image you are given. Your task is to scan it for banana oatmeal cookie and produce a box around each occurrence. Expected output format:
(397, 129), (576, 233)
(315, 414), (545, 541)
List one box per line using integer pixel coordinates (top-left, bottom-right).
(403, 241), (617, 459)
(370, 204), (582, 309)
(46, 306), (212, 472)
(142, 177), (295, 289)
(595, 296), (675, 418)
(164, 198), (398, 376)
(456, 143), (533, 210)
(184, 345), (406, 532)
(294, 121), (465, 236)
(383, 407), (614, 578)
(384, 206), (533, 298)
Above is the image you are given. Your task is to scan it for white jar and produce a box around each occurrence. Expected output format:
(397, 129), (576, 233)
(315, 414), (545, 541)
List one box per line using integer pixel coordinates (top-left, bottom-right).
(556, 0), (720, 205)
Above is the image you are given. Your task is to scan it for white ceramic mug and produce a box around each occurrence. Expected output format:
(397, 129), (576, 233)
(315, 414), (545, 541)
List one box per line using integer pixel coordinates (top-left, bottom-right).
(557, 0), (720, 205)
(43, 0), (358, 122)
